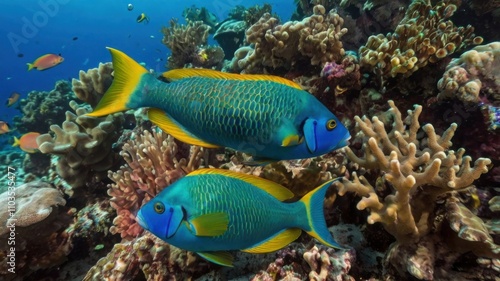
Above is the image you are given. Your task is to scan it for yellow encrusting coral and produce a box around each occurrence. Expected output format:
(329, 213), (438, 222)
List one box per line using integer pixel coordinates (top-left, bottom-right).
(359, 0), (483, 79)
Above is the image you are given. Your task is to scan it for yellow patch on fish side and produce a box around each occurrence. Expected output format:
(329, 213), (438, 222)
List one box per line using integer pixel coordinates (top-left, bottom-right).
(188, 212), (229, 237)
(188, 168), (295, 201)
(281, 135), (303, 147)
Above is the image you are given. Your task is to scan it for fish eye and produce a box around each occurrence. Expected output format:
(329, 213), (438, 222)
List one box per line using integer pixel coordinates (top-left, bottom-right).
(326, 119), (337, 130)
(154, 202), (165, 214)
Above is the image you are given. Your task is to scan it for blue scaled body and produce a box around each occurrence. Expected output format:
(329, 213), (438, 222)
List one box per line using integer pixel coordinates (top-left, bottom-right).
(88, 48), (350, 161)
(137, 169), (342, 266)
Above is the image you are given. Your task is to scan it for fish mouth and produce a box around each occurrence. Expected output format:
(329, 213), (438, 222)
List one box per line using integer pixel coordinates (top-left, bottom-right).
(336, 132), (351, 149)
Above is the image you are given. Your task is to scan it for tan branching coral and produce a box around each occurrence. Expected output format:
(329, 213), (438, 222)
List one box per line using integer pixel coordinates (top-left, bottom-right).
(335, 100), (497, 279)
(161, 20), (224, 69)
(37, 101), (125, 191)
(437, 41), (500, 104)
(232, 5), (347, 73)
(71, 62), (113, 108)
(108, 128), (204, 240)
(359, 0), (483, 79)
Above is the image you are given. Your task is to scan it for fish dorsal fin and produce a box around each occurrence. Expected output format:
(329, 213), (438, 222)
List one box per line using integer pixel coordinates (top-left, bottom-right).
(162, 68), (303, 90)
(242, 228), (302, 254)
(148, 108), (220, 148)
(197, 251), (234, 267)
(188, 168), (294, 201)
(188, 212), (229, 236)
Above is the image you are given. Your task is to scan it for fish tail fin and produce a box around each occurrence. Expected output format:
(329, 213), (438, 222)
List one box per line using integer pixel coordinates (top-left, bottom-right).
(86, 47), (149, 117)
(12, 137), (20, 147)
(27, 63), (34, 71)
(299, 178), (342, 249)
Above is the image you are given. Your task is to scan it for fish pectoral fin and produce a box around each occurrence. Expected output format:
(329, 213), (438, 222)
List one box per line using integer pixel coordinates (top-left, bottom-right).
(281, 135), (303, 147)
(303, 118), (318, 153)
(242, 228), (302, 254)
(148, 108), (220, 148)
(197, 251), (234, 267)
(277, 119), (302, 147)
(188, 212), (229, 236)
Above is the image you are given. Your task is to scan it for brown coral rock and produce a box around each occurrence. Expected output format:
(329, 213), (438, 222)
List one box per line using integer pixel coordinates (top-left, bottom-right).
(233, 5), (347, 73)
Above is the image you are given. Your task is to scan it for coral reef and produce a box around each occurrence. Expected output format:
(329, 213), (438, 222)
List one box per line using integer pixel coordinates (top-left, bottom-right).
(334, 100), (498, 279)
(221, 153), (346, 198)
(37, 100), (125, 193)
(71, 62), (113, 108)
(232, 5), (347, 74)
(83, 231), (211, 280)
(437, 42), (500, 105)
(213, 19), (246, 59)
(359, 0), (483, 80)
(13, 80), (74, 134)
(0, 182), (72, 280)
(161, 20), (224, 69)
(107, 128), (204, 240)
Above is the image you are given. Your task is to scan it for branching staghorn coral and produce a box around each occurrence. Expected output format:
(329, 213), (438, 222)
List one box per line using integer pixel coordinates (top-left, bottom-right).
(107, 128), (204, 240)
(359, 0), (483, 80)
(334, 100), (498, 279)
(232, 4), (347, 73)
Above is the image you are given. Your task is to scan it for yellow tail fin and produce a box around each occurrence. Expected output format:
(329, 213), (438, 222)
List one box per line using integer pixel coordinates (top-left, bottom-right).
(27, 63), (34, 71)
(86, 47), (149, 117)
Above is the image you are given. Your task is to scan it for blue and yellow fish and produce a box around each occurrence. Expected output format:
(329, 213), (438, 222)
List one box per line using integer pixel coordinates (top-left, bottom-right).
(137, 168), (342, 266)
(136, 13), (149, 24)
(87, 48), (350, 161)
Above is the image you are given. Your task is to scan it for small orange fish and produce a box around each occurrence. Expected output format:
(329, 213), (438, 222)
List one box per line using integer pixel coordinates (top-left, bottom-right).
(0, 122), (10, 134)
(27, 54), (64, 71)
(6, 92), (20, 107)
(13, 132), (40, 153)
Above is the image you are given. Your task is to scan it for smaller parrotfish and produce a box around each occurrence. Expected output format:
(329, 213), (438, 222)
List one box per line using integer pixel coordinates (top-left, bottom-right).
(136, 13), (149, 24)
(13, 132), (40, 153)
(137, 168), (342, 266)
(0, 122), (10, 134)
(6, 92), (20, 107)
(27, 54), (64, 71)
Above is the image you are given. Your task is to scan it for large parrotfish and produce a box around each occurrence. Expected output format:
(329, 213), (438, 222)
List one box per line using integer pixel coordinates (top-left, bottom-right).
(87, 48), (350, 161)
(137, 168), (342, 266)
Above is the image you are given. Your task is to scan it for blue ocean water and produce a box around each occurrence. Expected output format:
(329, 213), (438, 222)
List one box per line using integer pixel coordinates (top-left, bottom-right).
(0, 0), (293, 120)
(0, 0), (293, 150)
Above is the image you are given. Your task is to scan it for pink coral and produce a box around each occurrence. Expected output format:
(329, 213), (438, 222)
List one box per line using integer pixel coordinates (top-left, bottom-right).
(108, 128), (204, 240)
